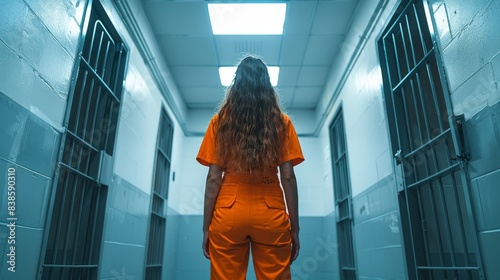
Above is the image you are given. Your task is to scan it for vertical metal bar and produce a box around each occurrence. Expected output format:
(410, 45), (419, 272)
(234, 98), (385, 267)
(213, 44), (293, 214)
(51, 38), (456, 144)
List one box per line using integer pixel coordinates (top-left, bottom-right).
(391, 33), (403, 82)
(72, 71), (89, 133)
(100, 39), (112, 79)
(399, 22), (412, 75)
(87, 22), (100, 62)
(92, 29), (105, 70)
(413, 3), (429, 55)
(383, 38), (396, 90)
(103, 98), (115, 153)
(415, 72), (433, 145)
(72, 178), (86, 265)
(160, 218), (165, 262)
(450, 172), (472, 266)
(399, 86), (414, 156)
(153, 216), (158, 263)
(80, 77), (96, 147)
(425, 63), (445, 132)
(89, 86), (102, 148)
(150, 222), (154, 264)
(427, 181), (447, 267)
(415, 187), (432, 271)
(405, 14), (418, 68)
(61, 176), (79, 264)
(52, 172), (71, 264)
(90, 186), (100, 265)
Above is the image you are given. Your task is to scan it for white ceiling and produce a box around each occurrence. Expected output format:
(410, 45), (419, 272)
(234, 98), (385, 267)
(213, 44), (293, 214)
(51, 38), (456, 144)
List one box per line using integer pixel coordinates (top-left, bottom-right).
(140, 0), (360, 111)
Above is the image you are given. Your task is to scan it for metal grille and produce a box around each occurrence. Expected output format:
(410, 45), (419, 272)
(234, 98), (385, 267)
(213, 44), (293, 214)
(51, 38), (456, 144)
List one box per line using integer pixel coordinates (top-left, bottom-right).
(40, 1), (128, 279)
(145, 109), (174, 279)
(378, 1), (483, 279)
(329, 111), (356, 280)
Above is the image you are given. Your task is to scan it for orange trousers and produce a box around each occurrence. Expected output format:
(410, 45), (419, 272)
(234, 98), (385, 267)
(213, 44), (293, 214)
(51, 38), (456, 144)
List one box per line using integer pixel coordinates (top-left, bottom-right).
(209, 173), (292, 280)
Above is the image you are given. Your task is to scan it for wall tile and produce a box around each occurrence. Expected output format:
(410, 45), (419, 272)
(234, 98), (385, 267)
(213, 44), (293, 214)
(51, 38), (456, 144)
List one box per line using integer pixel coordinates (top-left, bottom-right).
(104, 207), (148, 246)
(478, 230), (500, 279)
(0, 92), (61, 176)
(24, 0), (86, 58)
(99, 241), (145, 279)
(0, 159), (51, 229)
(451, 65), (497, 119)
(445, 0), (491, 40)
(464, 106), (500, 178)
(433, 3), (452, 49)
(0, 0), (75, 95)
(428, 0), (444, 12)
(163, 207), (180, 279)
(491, 52), (500, 90)
(442, 0), (500, 92)
(0, 226), (43, 279)
(175, 270), (209, 280)
(472, 169), (500, 230)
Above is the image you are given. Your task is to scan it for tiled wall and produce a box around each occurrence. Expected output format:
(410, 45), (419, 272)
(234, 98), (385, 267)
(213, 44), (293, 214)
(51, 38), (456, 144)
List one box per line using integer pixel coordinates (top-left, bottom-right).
(0, 92), (61, 279)
(430, 0), (500, 278)
(0, 0), (83, 278)
(0, 0), (185, 279)
(0, 0), (85, 130)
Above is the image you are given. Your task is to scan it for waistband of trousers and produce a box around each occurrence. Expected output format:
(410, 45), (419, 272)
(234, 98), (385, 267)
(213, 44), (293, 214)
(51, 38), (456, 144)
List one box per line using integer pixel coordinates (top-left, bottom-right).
(223, 172), (279, 185)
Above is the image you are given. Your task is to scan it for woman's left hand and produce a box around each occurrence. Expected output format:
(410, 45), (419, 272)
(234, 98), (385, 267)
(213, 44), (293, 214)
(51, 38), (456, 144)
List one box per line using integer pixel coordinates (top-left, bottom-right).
(290, 231), (300, 263)
(202, 231), (210, 259)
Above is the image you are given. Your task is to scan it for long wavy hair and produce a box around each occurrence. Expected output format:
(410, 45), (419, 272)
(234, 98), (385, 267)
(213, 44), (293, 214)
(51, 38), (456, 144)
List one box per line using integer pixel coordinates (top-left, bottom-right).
(215, 56), (285, 173)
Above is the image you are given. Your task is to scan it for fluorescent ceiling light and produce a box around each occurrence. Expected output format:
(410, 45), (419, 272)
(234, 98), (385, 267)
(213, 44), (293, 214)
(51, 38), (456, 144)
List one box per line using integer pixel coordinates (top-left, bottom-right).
(208, 3), (287, 35)
(219, 66), (280, 86)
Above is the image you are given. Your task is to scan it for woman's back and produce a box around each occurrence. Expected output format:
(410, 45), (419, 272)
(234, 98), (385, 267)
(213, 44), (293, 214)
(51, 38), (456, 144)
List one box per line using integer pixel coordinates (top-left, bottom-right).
(196, 55), (304, 280)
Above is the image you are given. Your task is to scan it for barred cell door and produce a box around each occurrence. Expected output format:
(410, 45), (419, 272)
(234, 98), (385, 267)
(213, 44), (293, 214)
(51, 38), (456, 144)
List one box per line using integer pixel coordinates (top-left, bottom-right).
(329, 110), (356, 280)
(144, 108), (174, 280)
(39, 1), (128, 279)
(378, 0), (484, 279)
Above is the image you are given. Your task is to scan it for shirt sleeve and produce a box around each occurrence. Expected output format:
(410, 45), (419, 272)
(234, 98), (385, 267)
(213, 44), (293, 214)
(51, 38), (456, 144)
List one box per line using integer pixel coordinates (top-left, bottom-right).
(280, 114), (305, 166)
(196, 116), (221, 167)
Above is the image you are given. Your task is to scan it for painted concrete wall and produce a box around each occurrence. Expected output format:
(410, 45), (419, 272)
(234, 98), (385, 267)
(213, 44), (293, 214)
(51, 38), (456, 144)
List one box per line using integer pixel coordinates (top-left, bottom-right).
(0, 0), (184, 279)
(0, 0), (85, 278)
(430, 0), (500, 278)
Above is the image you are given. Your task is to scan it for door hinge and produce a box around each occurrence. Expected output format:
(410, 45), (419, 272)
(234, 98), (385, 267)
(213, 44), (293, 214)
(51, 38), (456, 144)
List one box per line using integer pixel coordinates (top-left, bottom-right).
(450, 153), (470, 162)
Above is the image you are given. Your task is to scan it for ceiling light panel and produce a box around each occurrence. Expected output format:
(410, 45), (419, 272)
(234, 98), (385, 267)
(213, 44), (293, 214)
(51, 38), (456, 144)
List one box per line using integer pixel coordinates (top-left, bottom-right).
(219, 66), (280, 86)
(208, 3), (287, 35)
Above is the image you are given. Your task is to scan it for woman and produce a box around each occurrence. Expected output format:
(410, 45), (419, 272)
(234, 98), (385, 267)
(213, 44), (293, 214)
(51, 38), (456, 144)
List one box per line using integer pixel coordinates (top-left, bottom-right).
(196, 56), (304, 280)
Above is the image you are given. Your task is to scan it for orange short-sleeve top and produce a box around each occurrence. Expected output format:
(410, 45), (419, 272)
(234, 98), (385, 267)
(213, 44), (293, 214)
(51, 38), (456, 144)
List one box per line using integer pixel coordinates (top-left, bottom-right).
(196, 114), (304, 170)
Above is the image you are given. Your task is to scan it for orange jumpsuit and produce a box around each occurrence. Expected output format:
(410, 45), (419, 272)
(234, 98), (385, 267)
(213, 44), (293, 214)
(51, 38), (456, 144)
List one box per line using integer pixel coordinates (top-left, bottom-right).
(197, 114), (304, 280)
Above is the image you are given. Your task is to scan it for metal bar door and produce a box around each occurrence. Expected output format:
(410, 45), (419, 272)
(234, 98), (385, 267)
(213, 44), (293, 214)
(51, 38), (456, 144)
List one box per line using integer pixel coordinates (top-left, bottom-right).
(378, 1), (484, 279)
(39, 1), (128, 279)
(330, 110), (357, 280)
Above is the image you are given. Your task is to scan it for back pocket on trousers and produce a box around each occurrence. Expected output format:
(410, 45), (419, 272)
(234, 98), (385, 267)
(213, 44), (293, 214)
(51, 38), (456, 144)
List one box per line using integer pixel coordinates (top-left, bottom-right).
(264, 196), (289, 232)
(210, 195), (236, 232)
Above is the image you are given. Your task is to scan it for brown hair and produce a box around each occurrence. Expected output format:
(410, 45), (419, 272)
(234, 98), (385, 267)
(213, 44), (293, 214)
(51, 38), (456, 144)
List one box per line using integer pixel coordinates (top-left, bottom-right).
(215, 56), (285, 173)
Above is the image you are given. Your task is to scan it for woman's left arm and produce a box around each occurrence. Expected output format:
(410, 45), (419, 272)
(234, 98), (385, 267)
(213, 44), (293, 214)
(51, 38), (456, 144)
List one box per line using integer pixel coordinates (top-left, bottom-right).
(202, 164), (223, 259)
